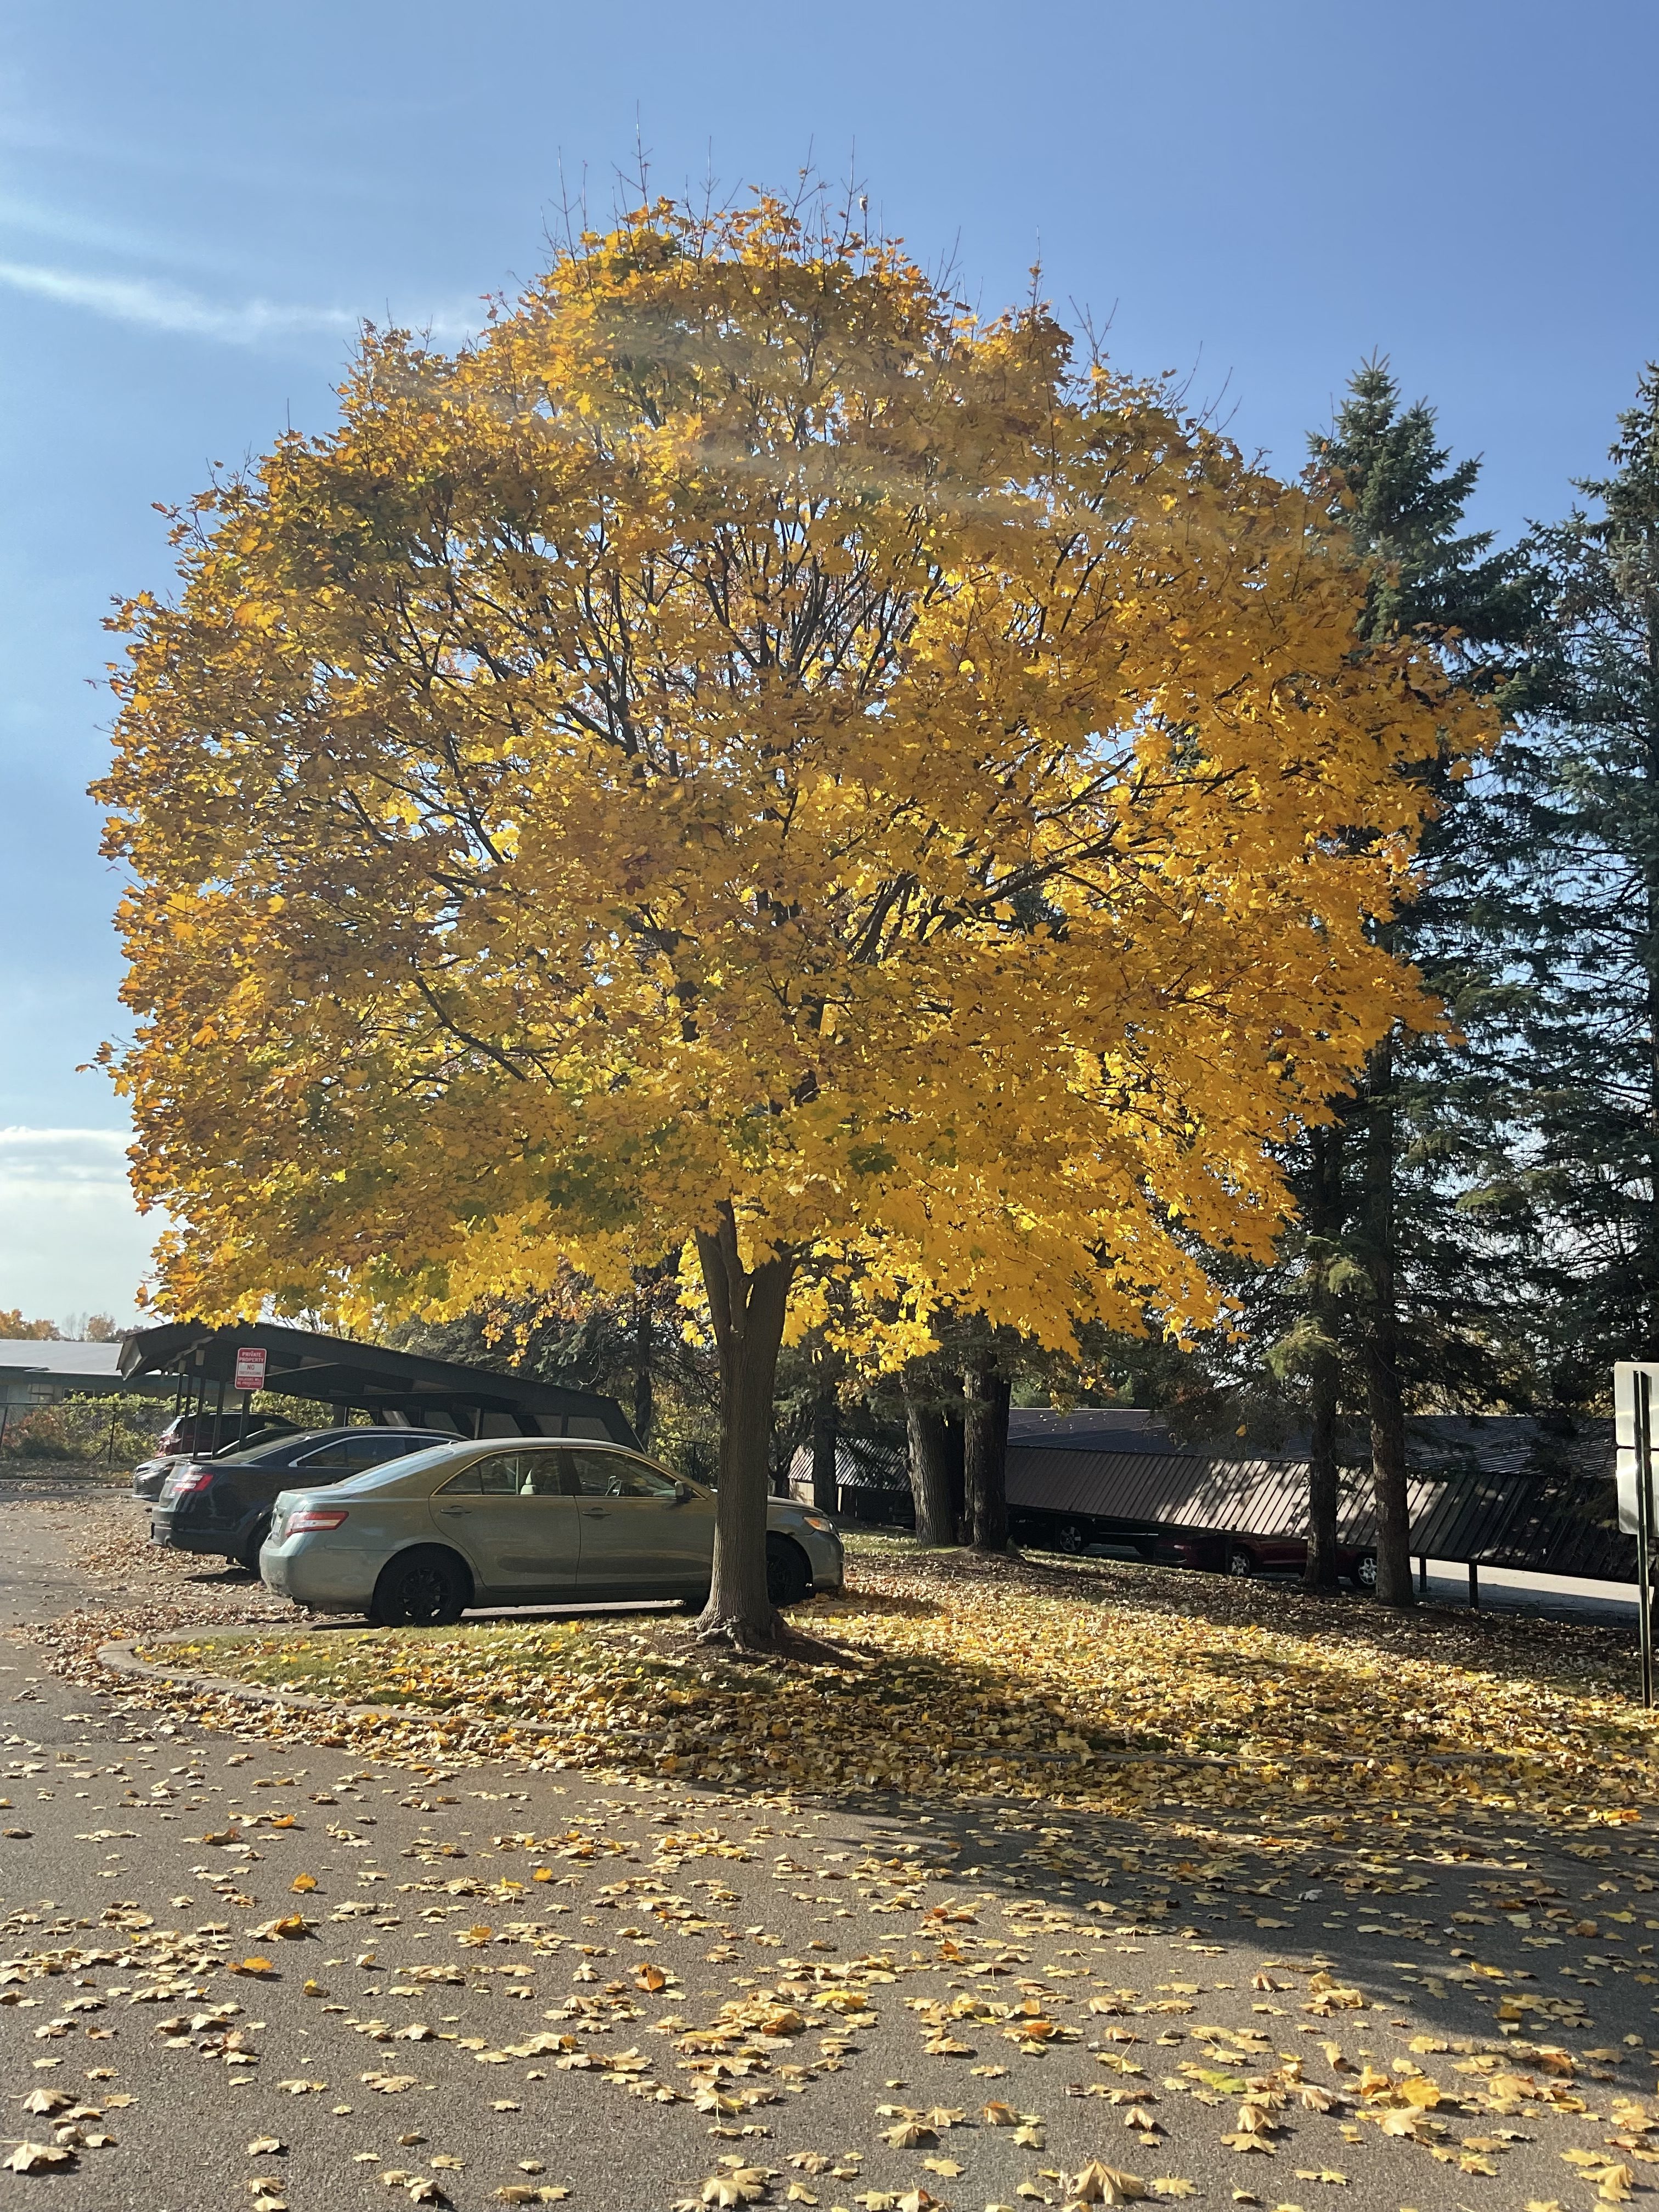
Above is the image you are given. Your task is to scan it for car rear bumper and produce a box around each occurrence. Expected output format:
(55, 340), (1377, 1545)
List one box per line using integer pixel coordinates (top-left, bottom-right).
(260, 1534), (383, 1613)
(149, 1508), (232, 1555)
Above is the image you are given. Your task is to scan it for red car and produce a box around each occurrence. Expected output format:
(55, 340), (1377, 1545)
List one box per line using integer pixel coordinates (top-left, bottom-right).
(153, 1410), (300, 1459)
(1227, 1533), (1376, 1590)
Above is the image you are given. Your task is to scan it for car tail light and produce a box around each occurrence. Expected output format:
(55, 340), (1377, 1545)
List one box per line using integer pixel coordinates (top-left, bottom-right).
(287, 1507), (348, 1533)
(167, 1466), (213, 1498)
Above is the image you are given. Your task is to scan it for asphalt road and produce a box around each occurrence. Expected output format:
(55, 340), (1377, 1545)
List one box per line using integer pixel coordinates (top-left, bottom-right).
(0, 1486), (1655, 2212)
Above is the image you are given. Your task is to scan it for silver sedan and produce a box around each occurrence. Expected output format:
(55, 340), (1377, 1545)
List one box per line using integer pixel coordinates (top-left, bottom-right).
(259, 1437), (844, 1626)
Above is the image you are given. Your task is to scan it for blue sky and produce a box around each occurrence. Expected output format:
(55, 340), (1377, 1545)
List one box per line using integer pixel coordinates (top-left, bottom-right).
(3, 0), (1657, 1323)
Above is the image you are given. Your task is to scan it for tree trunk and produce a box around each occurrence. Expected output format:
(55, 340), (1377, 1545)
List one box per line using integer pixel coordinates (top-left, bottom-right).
(1362, 1037), (1415, 1606)
(631, 1284), (654, 1452)
(695, 1204), (795, 1644)
(963, 1359), (1011, 1551)
(902, 1375), (956, 1547)
(810, 1377), (839, 1515)
(1303, 1119), (1344, 1593)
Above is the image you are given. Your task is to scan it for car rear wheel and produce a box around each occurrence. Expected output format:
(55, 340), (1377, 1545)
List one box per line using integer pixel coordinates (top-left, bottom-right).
(236, 1520), (271, 1577)
(766, 1535), (811, 1608)
(1228, 1549), (1256, 1578)
(1055, 1523), (1087, 1554)
(370, 1547), (471, 1629)
(1350, 1554), (1378, 1592)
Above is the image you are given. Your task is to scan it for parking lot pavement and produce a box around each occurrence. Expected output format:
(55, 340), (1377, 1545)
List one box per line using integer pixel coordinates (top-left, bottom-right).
(0, 1487), (1656, 2211)
(1420, 1560), (1644, 1629)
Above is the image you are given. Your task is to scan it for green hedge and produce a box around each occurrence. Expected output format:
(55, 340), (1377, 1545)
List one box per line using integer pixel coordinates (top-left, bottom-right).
(0, 1393), (171, 1464)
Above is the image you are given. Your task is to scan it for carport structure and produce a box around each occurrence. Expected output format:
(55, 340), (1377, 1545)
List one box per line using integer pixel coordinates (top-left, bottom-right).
(119, 1321), (637, 1451)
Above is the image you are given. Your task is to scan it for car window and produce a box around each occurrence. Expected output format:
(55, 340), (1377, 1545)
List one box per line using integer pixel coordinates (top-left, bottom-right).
(525, 1453), (574, 1498)
(294, 1433), (409, 1471)
(436, 1457), (527, 1495)
(566, 1451), (679, 1500)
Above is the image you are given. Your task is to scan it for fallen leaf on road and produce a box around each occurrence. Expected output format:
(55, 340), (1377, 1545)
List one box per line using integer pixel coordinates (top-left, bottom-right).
(3, 2143), (73, 2174)
(700, 2160), (772, 2207)
(1069, 2163), (1146, 2205)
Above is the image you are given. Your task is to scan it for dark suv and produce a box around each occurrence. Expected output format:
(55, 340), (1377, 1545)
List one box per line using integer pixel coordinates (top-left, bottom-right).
(132, 1418), (303, 1502)
(150, 1427), (453, 1572)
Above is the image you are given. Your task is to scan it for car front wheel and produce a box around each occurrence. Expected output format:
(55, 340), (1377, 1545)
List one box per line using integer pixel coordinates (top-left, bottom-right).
(370, 1547), (471, 1629)
(1350, 1554), (1378, 1592)
(1228, 1549), (1256, 1578)
(766, 1535), (811, 1608)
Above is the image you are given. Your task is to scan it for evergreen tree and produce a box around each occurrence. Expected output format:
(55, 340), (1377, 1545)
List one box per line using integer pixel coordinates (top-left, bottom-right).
(1297, 362), (1538, 1600)
(1502, 367), (1659, 1392)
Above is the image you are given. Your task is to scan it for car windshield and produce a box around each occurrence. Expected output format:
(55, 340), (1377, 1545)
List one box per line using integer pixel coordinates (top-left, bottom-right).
(201, 1436), (318, 1468)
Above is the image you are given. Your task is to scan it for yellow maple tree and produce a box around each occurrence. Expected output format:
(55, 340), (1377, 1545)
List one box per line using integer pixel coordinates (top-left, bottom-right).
(98, 194), (1488, 1641)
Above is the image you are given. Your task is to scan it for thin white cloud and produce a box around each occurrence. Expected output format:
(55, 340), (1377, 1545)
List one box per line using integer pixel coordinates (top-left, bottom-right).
(0, 1126), (130, 1188)
(0, 190), (233, 272)
(0, 256), (486, 350)
(0, 1128), (160, 1324)
(0, 258), (359, 345)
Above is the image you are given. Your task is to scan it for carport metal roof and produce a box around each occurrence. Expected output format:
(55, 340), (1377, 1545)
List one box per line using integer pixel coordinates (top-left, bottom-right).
(1005, 1438), (1632, 1580)
(119, 1321), (638, 1446)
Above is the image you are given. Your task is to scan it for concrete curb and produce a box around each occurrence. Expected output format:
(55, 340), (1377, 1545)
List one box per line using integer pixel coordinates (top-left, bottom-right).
(96, 1629), (656, 1753)
(97, 1632), (416, 1723)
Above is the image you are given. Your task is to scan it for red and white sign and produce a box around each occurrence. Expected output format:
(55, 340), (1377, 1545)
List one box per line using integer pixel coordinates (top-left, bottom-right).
(233, 1346), (268, 1395)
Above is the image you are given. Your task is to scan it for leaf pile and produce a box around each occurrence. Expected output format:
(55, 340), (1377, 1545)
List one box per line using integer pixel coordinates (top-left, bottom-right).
(103, 1537), (1659, 1826)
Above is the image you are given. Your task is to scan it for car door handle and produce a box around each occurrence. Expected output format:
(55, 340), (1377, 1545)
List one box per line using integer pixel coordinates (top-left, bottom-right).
(438, 1505), (472, 1517)
(582, 1508), (610, 1519)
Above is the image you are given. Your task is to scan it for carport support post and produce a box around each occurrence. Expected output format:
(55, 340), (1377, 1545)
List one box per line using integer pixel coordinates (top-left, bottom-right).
(1417, 1555), (1427, 1598)
(1468, 1561), (1479, 1609)
(1637, 1369), (1655, 1709)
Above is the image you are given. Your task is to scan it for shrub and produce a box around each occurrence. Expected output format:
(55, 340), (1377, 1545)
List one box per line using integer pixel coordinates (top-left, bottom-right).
(0, 1393), (170, 1464)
